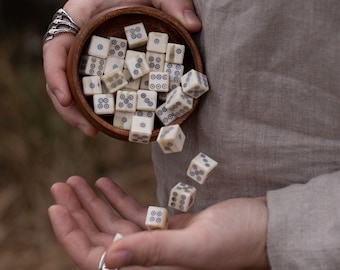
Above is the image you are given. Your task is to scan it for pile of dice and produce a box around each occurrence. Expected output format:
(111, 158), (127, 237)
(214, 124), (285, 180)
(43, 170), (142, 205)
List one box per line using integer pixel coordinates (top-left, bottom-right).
(78, 22), (209, 144)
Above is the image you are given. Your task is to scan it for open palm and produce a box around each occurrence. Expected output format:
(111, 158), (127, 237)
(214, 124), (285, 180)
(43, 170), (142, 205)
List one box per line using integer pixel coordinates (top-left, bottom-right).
(49, 176), (269, 270)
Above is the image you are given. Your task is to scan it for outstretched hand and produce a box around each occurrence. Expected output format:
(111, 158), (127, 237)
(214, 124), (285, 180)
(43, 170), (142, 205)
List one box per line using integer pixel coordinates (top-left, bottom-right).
(42, 0), (201, 136)
(48, 176), (145, 269)
(49, 176), (269, 270)
(105, 196), (270, 270)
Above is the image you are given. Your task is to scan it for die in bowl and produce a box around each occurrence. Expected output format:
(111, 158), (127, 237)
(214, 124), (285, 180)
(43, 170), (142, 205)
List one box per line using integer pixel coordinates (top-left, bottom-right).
(67, 6), (203, 141)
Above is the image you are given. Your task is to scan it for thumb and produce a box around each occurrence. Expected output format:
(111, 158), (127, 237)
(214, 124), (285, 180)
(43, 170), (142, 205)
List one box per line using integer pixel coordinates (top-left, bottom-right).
(105, 230), (201, 268)
(151, 0), (202, 32)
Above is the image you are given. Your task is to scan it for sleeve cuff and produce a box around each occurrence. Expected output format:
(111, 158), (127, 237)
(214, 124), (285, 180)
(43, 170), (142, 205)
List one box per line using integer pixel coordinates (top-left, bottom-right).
(266, 171), (340, 269)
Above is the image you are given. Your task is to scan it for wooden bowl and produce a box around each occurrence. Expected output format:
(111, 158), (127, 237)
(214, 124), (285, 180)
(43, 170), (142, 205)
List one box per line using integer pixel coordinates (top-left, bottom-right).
(67, 6), (203, 141)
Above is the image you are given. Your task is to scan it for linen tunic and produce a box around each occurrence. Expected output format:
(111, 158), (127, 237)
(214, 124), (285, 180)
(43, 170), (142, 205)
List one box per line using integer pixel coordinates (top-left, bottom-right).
(152, 1), (340, 268)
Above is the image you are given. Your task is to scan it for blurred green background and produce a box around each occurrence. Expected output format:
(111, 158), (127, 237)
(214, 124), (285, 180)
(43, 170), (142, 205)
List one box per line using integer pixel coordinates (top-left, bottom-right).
(0, 1), (157, 269)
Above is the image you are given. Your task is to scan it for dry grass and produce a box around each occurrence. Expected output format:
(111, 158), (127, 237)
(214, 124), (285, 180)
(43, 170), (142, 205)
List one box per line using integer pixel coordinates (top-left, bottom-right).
(0, 21), (157, 270)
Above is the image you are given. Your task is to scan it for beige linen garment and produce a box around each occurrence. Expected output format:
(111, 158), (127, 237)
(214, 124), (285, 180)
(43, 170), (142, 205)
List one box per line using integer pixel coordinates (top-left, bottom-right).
(152, 1), (340, 268)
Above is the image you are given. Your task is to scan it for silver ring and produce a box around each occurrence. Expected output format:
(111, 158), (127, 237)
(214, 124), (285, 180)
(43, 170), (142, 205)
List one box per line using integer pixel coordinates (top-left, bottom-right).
(98, 252), (119, 270)
(43, 8), (80, 44)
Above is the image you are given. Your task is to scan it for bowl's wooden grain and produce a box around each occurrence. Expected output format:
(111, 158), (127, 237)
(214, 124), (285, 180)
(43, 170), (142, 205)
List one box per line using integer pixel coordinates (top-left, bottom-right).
(67, 6), (203, 141)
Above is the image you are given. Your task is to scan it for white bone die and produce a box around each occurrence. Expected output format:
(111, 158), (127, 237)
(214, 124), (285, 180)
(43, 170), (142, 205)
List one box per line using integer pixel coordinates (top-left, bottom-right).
(157, 124), (186, 154)
(87, 35), (110, 59)
(134, 111), (155, 120)
(164, 62), (184, 83)
(115, 90), (137, 112)
(93, 94), (114, 115)
(124, 22), (148, 49)
(128, 115), (154, 144)
(104, 56), (125, 74)
(79, 55), (105, 76)
(148, 72), (169, 92)
(168, 182), (196, 212)
(136, 90), (157, 111)
(187, 152), (218, 184)
(166, 43), (185, 64)
(101, 68), (128, 94)
(82, 76), (102, 95)
(113, 111), (133, 130)
(146, 32), (169, 53)
(108, 37), (127, 58)
(139, 74), (150, 90)
(181, 69), (209, 99)
(124, 50), (145, 69)
(125, 54), (150, 80)
(155, 103), (177, 126)
(165, 86), (193, 118)
(146, 51), (165, 72)
(123, 69), (141, 90)
(145, 206), (169, 230)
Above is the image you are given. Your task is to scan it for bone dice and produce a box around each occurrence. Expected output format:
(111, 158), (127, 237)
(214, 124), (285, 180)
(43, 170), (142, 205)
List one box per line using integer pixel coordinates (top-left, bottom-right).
(164, 62), (184, 83)
(115, 90), (137, 112)
(87, 35), (110, 58)
(168, 182), (196, 212)
(157, 124), (186, 154)
(123, 69), (141, 90)
(108, 37), (127, 58)
(165, 86), (193, 117)
(187, 152), (218, 184)
(136, 90), (157, 111)
(145, 206), (169, 230)
(82, 76), (102, 95)
(128, 115), (154, 144)
(104, 56), (125, 74)
(155, 103), (177, 126)
(124, 22), (148, 49)
(166, 43), (185, 64)
(135, 111), (155, 120)
(149, 72), (169, 92)
(146, 32), (169, 53)
(79, 55), (105, 76)
(181, 69), (209, 99)
(146, 51), (165, 72)
(93, 94), (115, 115)
(77, 23), (212, 146)
(113, 111), (133, 130)
(125, 54), (150, 80)
(101, 68), (128, 93)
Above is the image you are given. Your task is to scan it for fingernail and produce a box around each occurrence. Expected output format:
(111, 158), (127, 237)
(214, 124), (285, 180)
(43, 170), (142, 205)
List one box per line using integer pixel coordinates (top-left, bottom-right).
(106, 250), (132, 268)
(183, 9), (200, 25)
(52, 89), (65, 103)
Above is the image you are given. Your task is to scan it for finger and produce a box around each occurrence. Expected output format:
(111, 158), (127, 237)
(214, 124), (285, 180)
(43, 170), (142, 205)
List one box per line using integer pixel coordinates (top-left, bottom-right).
(66, 176), (142, 234)
(48, 205), (105, 270)
(46, 84), (98, 136)
(43, 36), (98, 137)
(42, 0), (97, 101)
(51, 179), (106, 243)
(43, 34), (74, 107)
(151, 0), (202, 32)
(95, 177), (147, 228)
(105, 230), (203, 269)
